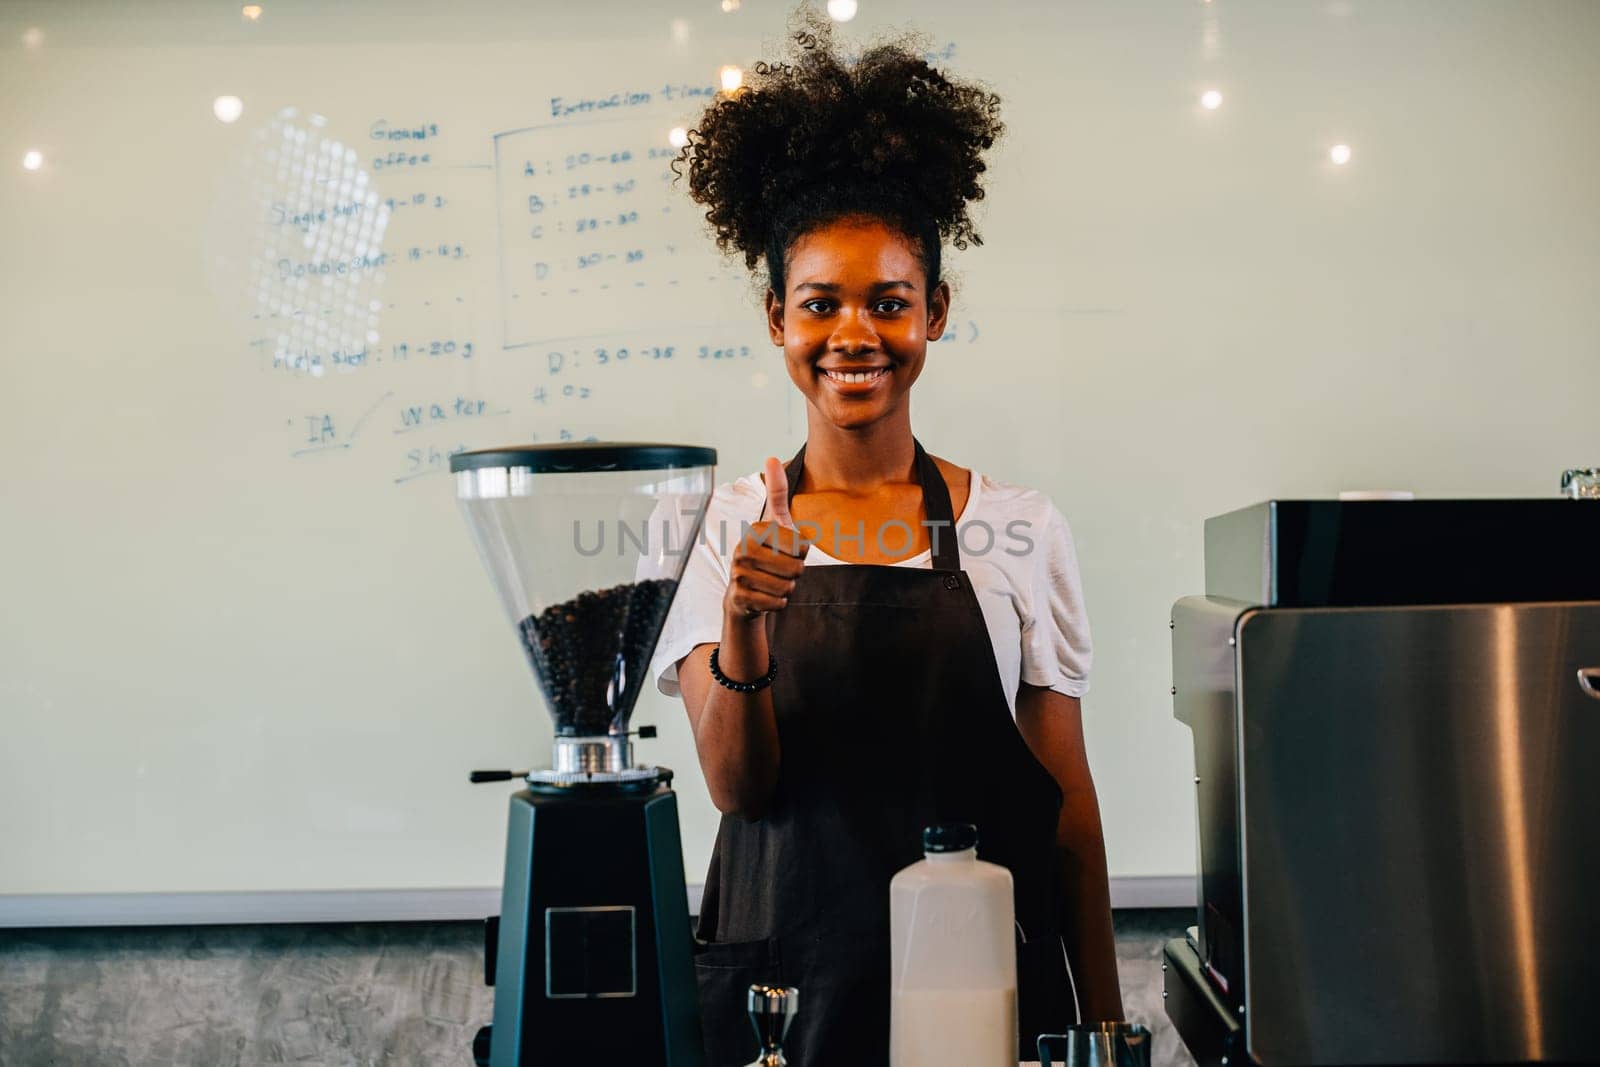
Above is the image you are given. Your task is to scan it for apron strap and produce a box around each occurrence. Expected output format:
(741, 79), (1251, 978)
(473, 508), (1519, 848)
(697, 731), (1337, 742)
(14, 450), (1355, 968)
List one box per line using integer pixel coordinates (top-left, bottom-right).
(761, 438), (960, 571)
(911, 441), (960, 572)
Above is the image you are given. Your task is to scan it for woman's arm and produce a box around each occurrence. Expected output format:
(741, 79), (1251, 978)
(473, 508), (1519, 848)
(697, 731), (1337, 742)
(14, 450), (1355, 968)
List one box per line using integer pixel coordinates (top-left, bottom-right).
(1014, 684), (1125, 1022)
(676, 460), (807, 820)
(676, 614), (781, 819)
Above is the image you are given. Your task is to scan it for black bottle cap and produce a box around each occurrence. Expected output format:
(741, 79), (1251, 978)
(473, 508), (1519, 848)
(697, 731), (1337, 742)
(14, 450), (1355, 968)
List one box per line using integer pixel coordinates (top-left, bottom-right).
(922, 823), (979, 853)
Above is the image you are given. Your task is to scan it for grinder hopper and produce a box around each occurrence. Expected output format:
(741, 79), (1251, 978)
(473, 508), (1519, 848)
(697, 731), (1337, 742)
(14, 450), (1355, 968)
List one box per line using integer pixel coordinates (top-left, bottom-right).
(452, 442), (716, 777)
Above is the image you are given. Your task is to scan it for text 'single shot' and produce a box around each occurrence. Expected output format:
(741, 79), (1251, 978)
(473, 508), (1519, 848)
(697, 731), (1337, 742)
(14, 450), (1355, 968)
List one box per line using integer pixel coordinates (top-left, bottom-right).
(3, 3), (1597, 1067)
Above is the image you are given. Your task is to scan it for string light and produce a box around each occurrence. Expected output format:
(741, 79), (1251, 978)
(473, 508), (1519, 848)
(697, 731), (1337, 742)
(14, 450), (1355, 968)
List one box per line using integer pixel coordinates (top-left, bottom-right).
(668, 127), (690, 149)
(719, 65), (744, 92)
(827, 0), (859, 21)
(241, 5), (263, 20)
(1330, 144), (1352, 165)
(22, 150), (44, 171)
(1200, 89), (1223, 110)
(213, 96), (245, 123)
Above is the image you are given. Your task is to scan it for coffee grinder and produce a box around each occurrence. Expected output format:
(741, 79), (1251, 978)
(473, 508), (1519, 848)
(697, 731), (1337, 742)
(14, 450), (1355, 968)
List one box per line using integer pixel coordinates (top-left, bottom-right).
(453, 443), (716, 1067)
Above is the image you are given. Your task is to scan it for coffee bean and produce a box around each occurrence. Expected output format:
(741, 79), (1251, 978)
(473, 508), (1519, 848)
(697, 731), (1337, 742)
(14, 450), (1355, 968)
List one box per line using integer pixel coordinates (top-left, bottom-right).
(517, 577), (678, 736)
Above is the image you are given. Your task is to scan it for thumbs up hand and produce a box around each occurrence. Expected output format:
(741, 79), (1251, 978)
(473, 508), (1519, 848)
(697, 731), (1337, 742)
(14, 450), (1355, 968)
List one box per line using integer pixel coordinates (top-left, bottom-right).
(723, 456), (810, 622)
(763, 455), (796, 529)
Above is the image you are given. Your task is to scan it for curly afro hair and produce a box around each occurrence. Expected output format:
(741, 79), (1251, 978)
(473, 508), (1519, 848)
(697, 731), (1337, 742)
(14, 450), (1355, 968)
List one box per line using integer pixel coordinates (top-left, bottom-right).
(675, 9), (1003, 294)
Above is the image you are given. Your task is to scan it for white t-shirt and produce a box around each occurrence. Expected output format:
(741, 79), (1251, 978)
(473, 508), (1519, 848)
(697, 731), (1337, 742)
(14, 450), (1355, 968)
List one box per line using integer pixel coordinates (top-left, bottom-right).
(649, 468), (1092, 716)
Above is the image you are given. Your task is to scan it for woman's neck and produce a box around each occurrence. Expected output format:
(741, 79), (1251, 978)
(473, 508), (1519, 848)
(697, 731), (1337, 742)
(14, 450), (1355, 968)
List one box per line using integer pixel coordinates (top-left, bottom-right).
(799, 407), (916, 493)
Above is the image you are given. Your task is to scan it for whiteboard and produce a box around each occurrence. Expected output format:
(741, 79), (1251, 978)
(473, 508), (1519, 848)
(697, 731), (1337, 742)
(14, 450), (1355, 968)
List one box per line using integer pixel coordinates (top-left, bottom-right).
(3, 0), (1597, 919)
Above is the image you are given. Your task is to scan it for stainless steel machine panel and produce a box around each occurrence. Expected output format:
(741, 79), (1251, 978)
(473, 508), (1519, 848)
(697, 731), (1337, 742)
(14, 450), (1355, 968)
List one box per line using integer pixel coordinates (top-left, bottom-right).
(1172, 596), (1253, 996)
(1237, 602), (1600, 1065)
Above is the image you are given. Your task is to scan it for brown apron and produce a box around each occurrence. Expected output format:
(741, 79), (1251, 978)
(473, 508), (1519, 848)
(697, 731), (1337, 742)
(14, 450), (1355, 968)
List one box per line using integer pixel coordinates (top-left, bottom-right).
(694, 439), (1075, 1066)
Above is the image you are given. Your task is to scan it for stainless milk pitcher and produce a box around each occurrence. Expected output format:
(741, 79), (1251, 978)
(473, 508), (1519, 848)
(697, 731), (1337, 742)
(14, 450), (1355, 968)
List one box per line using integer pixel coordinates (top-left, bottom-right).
(1037, 1022), (1153, 1067)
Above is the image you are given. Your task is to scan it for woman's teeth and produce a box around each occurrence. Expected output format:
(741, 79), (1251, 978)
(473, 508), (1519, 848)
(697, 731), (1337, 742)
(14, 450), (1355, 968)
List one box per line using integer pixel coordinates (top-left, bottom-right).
(823, 367), (889, 384)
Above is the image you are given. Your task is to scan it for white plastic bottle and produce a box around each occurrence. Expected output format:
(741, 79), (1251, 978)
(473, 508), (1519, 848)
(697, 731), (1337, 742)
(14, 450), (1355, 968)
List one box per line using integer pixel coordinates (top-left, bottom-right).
(889, 823), (1017, 1067)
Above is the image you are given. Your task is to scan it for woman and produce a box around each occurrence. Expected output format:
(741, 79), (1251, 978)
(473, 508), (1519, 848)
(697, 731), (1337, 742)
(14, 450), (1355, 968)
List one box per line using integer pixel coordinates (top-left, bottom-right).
(650, 18), (1122, 1065)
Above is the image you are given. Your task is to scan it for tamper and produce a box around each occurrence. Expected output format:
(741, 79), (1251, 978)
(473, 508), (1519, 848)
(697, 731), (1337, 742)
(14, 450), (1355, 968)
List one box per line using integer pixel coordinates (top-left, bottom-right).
(745, 984), (798, 1067)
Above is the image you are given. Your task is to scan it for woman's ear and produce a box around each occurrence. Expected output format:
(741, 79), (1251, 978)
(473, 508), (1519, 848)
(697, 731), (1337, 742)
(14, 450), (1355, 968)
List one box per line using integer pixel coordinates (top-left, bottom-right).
(765, 288), (785, 346)
(926, 280), (952, 342)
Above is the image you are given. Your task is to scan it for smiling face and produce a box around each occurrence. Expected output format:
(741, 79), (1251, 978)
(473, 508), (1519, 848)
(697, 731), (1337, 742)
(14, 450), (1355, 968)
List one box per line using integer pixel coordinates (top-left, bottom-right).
(766, 217), (951, 432)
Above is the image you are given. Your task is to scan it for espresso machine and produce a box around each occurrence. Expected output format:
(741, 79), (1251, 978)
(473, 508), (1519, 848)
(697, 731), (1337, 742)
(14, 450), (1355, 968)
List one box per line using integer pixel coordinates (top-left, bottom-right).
(1166, 498), (1600, 1066)
(452, 443), (716, 1067)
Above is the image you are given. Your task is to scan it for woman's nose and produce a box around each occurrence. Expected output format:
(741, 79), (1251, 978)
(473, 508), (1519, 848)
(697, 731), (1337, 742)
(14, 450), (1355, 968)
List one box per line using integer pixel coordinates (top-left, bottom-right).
(829, 310), (879, 353)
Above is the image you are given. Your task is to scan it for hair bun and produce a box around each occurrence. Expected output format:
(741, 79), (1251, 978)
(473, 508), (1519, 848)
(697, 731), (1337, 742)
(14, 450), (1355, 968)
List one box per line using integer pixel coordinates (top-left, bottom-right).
(676, 11), (1004, 285)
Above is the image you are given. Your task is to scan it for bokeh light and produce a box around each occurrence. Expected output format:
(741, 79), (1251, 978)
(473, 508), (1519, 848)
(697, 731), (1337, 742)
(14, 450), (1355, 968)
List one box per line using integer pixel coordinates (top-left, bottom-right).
(214, 96), (245, 123)
(214, 105), (393, 378)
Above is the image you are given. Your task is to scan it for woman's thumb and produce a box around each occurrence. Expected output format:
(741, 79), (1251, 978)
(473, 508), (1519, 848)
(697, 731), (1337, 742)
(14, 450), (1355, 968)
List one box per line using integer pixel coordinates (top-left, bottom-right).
(763, 456), (795, 528)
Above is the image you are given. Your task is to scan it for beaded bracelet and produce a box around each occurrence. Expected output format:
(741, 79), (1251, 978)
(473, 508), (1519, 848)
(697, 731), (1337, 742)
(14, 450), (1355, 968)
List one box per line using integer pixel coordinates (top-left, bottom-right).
(709, 646), (778, 693)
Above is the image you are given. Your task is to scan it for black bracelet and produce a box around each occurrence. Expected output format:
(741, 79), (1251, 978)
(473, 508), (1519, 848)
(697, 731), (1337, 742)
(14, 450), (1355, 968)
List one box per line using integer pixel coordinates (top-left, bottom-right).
(709, 646), (778, 693)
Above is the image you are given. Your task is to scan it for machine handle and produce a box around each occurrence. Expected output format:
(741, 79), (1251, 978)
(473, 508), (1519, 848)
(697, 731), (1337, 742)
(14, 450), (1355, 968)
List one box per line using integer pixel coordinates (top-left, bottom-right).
(1580, 668), (1600, 701)
(469, 770), (528, 783)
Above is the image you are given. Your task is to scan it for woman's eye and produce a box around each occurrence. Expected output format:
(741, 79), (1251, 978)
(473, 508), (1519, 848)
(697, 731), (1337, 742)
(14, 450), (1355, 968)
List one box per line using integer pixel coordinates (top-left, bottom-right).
(798, 298), (907, 314)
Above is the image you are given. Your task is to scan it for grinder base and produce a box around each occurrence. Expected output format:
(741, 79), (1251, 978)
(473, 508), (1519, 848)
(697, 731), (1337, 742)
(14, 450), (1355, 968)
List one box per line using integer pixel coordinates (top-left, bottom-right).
(486, 781), (703, 1067)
